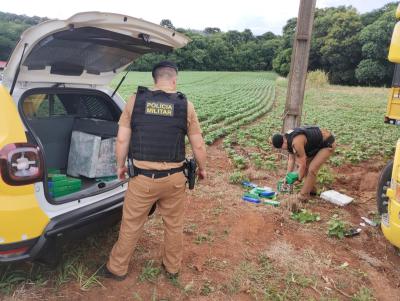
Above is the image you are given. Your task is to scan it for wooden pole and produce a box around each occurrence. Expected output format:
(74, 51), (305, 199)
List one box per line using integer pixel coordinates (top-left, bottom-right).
(282, 0), (316, 132)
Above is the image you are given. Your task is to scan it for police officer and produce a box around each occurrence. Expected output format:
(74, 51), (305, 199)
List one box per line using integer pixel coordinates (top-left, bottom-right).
(271, 126), (335, 202)
(101, 61), (207, 280)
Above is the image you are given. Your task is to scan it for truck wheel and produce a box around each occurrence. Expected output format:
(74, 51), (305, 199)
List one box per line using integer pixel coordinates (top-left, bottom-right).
(377, 160), (393, 215)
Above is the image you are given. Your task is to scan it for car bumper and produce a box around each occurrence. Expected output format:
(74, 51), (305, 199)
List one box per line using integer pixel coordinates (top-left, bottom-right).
(381, 197), (400, 248)
(0, 191), (124, 263)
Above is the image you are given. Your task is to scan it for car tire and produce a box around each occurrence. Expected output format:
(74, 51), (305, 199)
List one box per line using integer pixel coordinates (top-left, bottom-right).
(377, 160), (393, 215)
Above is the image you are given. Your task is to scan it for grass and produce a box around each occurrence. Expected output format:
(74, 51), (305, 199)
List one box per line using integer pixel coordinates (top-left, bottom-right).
(200, 280), (215, 296)
(306, 70), (329, 88)
(138, 260), (160, 283)
(223, 252), (315, 300)
(0, 225), (117, 296)
(228, 170), (249, 184)
(194, 230), (214, 245)
(352, 287), (376, 301)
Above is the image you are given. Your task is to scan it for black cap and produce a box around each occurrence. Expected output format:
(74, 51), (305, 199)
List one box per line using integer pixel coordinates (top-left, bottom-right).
(152, 61), (178, 78)
(272, 133), (284, 148)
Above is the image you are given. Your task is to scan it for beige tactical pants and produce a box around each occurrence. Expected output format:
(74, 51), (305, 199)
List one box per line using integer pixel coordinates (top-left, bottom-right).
(107, 172), (186, 276)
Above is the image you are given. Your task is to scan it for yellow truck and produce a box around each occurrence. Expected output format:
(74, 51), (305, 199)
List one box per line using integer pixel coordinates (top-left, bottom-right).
(378, 4), (400, 248)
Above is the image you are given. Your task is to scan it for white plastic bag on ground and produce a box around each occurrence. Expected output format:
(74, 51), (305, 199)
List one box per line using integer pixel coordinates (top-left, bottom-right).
(320, 190), (353, 206)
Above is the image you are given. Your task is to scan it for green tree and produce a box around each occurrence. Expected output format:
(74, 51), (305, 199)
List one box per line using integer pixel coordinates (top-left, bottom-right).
(272, 17), (296, 76)
(320, 7), (363, 84)
(0, 12), (47, 60)
(273, 48), (291, 76)
(356, 4), (397, 85)
(204, 27), (221, 35)
(160, 19), (175, 30)
(257, 31), (276, 41)
(355, 59), (388, 85)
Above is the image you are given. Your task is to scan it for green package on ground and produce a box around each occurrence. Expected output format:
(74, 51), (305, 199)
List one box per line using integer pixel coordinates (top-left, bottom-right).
(253, 187), (267, 194)
(244, 192), (261, 199)
(264, 200), (280, 207)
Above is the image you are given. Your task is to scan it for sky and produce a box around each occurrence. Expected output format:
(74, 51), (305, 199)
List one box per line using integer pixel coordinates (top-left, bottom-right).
(1, 0), (397, 35)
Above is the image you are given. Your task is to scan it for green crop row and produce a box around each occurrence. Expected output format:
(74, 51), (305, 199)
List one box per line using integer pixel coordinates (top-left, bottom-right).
(223, 77), (397, 171)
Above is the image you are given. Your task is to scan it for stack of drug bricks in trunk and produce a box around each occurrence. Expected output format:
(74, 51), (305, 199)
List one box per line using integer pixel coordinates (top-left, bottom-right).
(47, 169), (82, 198)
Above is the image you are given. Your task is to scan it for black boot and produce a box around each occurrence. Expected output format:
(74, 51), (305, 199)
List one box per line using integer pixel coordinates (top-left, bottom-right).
(97, 264), (127, 281)
(161, 263), (179, 279)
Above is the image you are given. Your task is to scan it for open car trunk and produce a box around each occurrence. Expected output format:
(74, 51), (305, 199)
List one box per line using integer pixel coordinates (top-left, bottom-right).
(20, 88), (123, 204)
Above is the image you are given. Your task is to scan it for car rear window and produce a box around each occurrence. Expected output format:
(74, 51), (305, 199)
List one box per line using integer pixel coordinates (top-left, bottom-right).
(23, 92), (119, 121)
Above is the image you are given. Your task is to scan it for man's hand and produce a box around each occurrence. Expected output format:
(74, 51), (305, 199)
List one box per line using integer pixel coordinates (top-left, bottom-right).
(188, 133), (207, 180)
(197, 168), (207, 180)
(117, 166), (128, 180)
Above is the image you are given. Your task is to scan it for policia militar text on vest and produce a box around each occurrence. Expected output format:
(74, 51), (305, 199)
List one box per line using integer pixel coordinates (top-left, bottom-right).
(127, 86), (196, 188)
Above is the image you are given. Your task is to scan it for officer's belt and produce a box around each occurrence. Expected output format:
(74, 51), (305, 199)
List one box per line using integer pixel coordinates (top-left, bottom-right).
(133, 165), (185, 179)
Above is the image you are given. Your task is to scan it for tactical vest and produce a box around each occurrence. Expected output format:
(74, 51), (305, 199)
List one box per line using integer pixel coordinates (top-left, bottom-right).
(130, 86), (187, 162)
(285, 126), (323, 157)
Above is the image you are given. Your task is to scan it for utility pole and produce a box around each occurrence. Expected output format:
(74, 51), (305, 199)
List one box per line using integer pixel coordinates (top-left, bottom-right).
(282, 0), (316, 132)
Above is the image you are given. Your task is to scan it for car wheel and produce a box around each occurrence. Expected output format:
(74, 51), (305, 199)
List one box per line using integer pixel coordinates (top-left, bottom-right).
(377, 160), (393, 215)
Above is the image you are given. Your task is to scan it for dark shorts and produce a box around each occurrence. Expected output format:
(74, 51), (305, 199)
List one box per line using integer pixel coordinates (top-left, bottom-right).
(306, 135), (335, 158)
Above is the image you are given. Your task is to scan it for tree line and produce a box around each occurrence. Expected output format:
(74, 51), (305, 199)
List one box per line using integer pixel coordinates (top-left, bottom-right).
(0, 2), (398, 86)
(0, 12), (47, 61)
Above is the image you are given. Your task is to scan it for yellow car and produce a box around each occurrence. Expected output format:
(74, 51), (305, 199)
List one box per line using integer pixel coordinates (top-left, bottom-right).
(0, 12), (189, 263)
(378, 4), (400, 248)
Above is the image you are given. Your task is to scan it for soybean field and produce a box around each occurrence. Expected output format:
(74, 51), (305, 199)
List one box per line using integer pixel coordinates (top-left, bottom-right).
(114, 72), (396, 171)
(114, 71), (277, 145)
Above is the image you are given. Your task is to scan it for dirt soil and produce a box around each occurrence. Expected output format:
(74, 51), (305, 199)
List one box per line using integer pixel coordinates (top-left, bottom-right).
(5, 141), (400, 301)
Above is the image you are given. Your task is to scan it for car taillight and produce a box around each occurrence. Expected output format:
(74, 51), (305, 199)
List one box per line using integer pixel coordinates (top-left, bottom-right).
(0, 143), (43, 186)
(0, 246), (29, 258)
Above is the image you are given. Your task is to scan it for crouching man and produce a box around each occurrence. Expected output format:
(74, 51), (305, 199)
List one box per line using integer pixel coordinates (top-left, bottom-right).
(271, 126), (336, 202)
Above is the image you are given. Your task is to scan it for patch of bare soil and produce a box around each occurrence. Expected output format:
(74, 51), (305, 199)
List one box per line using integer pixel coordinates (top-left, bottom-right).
(7, 142), (400, 301)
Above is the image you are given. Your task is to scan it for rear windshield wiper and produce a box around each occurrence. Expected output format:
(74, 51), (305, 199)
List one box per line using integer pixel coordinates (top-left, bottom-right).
(111, 62), (134, 98)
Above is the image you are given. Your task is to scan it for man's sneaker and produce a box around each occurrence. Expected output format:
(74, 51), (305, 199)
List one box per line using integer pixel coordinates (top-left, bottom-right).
(161, 263), (179, 280)
(97, 264), (127, 281)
